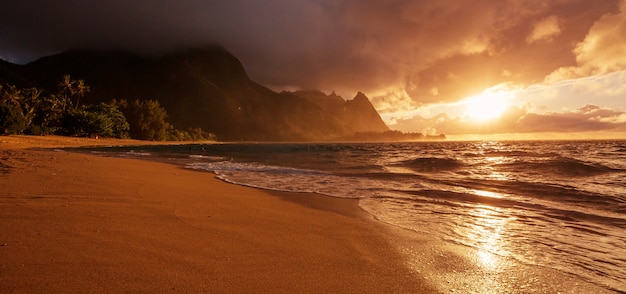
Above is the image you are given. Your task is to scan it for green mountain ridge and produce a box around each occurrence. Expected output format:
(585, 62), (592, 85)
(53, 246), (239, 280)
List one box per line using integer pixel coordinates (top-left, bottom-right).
(0, 47), (390, 141)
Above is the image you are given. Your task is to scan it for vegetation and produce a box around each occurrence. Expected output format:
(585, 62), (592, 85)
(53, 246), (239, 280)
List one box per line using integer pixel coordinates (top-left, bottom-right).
(59, 103), (129, 138)
(0, 75), (215, 141)
(111, 99), (170, 140)
(0, 103), (27, 135)
(343, 130), (446, 142)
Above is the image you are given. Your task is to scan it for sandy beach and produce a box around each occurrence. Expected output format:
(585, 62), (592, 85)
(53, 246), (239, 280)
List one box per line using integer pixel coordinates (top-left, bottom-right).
(0, 136), (435, 293)
(0, 136), (615, 293)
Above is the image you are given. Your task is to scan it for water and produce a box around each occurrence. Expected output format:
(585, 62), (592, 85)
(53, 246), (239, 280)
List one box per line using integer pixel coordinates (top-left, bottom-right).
(86, 140), (626, 291)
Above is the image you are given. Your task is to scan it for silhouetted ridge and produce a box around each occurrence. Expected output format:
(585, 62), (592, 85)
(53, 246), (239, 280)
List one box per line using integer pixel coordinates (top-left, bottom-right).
(160, 47), (250, 86)
(353, 91), (369, 102)
(0, 47), (391, 141)
(292, 90), (389, 133)
(342, 92), (389, 133)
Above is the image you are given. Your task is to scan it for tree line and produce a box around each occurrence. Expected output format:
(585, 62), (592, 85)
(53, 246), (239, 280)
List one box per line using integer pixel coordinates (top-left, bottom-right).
(0, 75), (215, 141)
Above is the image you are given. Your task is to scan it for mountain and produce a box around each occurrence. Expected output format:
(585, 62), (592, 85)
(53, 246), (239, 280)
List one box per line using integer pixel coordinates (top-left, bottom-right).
(0, 47), (390, 141)
(292, 90), (389, 133)
(0, 59), (28, 86)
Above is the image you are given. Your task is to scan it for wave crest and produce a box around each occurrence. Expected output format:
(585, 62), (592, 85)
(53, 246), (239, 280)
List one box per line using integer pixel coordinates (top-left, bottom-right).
(400, 157), (463, 173)
(501, 157), (619, 177)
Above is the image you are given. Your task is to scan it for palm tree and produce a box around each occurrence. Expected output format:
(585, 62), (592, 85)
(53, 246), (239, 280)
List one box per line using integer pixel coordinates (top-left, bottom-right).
(21, 87), (44, 128)
(58, 75), (72, 111)
(72, 79), (90, 110)
(1, 84), (23, 106)
(57, 74), (90, 110)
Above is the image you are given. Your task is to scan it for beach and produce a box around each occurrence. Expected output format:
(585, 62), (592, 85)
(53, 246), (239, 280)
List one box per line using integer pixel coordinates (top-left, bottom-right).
(0, 136), (435, 293)
(0, 136), (616, 293)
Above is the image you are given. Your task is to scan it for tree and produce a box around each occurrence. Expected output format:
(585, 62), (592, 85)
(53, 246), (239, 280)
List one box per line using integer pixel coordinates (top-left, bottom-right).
(28, 93), (66, 135)
(113, 99), (171, 140)
(20, 87), (44, 128)
(1, 84), (23, 106)
(57, 74), (90, 110)
(1, 77), (218, 141)
(1, 83), (64, 135)
(57, 75), (73, 111)
(167, 127), (217, 141)
(0, 104), (27, 135)
(60, 103), (129, 138)
(88, 103), (129, 138)
(72, 79), (90, 110)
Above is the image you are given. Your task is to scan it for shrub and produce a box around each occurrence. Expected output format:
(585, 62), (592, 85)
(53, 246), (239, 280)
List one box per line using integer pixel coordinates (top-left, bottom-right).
(0, 104), (27, 135)
(113, 99), (170, 141)
(60, 103), (129, 138)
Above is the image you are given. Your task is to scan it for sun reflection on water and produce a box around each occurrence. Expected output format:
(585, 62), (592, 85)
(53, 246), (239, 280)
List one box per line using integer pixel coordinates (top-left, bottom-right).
(477, 250), (498, 269)
(466, 205), (512, 271)
(473, 189), (503, 199)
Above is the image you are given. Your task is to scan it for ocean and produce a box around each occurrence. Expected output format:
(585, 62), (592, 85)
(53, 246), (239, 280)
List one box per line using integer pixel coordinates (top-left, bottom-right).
(85, 140), (626, 292)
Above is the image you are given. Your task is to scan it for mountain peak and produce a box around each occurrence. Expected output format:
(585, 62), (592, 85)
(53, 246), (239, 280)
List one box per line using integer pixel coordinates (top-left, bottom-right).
(0, 47), (390, 141)
(352, 91), (369, 103)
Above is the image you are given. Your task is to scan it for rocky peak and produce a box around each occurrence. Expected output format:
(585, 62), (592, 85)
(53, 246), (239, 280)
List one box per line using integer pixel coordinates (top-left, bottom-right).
(0, 47), (392, 141)
(352, 91), (369, 102)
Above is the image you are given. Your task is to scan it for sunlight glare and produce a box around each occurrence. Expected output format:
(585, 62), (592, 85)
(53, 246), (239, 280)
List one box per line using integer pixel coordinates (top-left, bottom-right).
(474, 189), (504, 199)
(463, 90), (511, 121)
(466, 206), (511, 271)
(477, 250), (498, 269)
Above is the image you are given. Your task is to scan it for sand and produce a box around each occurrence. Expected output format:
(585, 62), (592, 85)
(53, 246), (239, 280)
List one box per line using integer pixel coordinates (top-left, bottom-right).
(0, 136), (615, 293)
(0, 136), (434, 293)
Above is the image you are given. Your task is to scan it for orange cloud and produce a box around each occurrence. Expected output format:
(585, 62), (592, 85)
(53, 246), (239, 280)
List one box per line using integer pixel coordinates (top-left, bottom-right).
(546, 0), (626, 82)
(390, 104), (626, 135)
(526, 15), (561, 44)
(1, 0), (622, 119)
(367, 0), (619, 110)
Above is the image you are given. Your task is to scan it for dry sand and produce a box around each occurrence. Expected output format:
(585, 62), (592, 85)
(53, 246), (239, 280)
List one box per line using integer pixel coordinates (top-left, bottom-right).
(0, 136), (434, 293)
(0, 136), (615, 293)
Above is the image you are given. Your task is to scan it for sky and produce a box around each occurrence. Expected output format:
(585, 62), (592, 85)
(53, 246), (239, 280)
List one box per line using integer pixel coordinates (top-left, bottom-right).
(1, 0), (625, 139)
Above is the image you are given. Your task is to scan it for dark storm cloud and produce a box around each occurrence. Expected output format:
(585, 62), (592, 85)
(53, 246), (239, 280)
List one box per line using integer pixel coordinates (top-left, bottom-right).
(1, 0), (622, 105)
(0, 1), (292, 60)
(0, 0), (372, 91)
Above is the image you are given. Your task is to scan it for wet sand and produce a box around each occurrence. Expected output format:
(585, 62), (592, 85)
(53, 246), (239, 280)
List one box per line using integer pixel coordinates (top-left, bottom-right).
(0, 136), (614, 293)
(0, 136), (434, 293)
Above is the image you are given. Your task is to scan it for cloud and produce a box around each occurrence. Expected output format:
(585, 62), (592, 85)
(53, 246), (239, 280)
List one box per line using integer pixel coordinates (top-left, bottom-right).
(516, 105), (626, 133)
(509, 69), (626, 115)
(390, 104), (626, 135)
(1, 0), (622, 125)
(574, 1), (626, 71)
(526, 15), (561, 44)
(364, 0), (620, 109)
(546, 0), (626, 82)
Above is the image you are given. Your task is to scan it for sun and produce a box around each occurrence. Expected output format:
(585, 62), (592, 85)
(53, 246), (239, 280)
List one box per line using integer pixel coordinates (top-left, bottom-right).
(463, 90), (511, 121)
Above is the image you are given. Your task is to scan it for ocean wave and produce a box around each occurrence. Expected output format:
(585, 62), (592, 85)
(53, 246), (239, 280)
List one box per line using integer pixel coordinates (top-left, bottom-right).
(460, 147), (561, 158)
(124, 150), (152, 156)
(77, 141), (626, 291)
(70, 140), (626, 291)
(188, 154), (226, 161)
(483, 150), (556, 158)
(499, 157), (620, 177)
(446, 178), (625, 209)
(398, 157), (463, 172)
(406, 189), (626, 227)
(187, 161), (321, 175)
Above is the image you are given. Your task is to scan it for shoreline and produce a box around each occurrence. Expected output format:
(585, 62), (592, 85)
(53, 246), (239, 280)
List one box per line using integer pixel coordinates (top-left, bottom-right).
(0, 136), (435, 292)
(0, 136), (616, 293)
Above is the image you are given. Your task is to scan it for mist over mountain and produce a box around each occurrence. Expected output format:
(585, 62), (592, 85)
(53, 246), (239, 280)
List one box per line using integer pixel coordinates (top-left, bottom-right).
(0, 46), (391, 141)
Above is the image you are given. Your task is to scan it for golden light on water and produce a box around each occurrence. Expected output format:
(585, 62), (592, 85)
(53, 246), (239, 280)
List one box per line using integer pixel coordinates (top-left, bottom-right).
(467, 142), (511, 270)
(473, 189), (503, 199)
(467, 206), (511, 270)
(477, 250), (498, 269)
